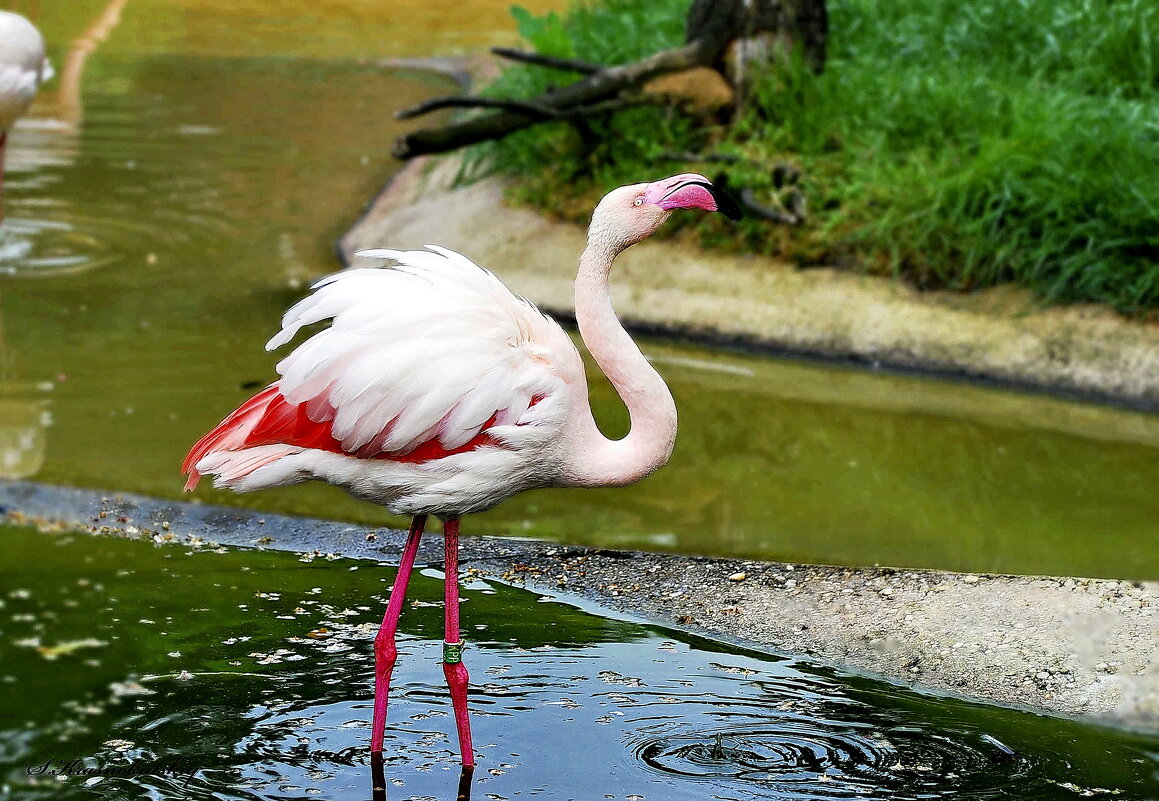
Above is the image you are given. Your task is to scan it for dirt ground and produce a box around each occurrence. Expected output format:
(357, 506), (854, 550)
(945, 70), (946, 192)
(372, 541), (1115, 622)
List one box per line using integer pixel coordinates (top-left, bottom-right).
(2, 481), (1155, 732)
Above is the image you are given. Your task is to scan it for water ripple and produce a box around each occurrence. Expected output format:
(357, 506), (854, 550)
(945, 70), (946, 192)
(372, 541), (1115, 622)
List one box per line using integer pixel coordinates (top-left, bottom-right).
(633, 722), (1030, 799)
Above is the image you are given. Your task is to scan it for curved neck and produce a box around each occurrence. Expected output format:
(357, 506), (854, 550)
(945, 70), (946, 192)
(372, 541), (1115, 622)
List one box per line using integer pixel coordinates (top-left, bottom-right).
(567, 241), (677, 487)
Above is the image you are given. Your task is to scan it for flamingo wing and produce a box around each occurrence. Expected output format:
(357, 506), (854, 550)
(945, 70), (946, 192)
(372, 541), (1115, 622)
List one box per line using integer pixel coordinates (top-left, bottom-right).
(184, 246), (578, 489)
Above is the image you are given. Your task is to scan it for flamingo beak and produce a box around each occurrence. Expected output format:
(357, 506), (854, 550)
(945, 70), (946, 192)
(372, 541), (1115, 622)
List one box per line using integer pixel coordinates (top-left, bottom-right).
(643, 173), (743, 220)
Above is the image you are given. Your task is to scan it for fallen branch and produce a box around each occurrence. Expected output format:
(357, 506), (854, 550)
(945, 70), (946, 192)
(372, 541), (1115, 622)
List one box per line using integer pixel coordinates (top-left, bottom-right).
(392, 40), (712, 160)
(396, 96), (561, 121)
(740, 188), (803, 225)
(490, 47), (601, 75)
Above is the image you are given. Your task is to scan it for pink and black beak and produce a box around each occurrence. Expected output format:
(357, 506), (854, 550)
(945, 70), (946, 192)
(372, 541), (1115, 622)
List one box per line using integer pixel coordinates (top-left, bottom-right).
(643, 172), (743, 220)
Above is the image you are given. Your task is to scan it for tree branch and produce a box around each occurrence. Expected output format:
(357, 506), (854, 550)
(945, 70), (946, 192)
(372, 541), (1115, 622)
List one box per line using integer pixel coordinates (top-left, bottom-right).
(392, 41), (712, 160)
(490, 47), (601, 75)
(395, 96), (561, 121)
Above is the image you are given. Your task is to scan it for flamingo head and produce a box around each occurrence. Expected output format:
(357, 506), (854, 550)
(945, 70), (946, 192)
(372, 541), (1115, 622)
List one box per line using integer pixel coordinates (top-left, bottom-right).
(588, 173), (742, 254)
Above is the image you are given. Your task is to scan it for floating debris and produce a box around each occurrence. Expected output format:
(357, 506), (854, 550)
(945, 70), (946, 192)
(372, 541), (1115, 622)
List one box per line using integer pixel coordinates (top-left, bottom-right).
(109, 679), (155, 699)
(1050, 782), (1124, 797)
(30, 638), (107, 660)
(597, 670), (644, 687)
(101, 739), (135, 753)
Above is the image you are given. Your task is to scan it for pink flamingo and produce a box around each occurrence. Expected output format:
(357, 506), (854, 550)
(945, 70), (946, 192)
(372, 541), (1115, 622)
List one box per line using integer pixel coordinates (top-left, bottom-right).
(183, 174), (739, 769)
(0, 11), (51, 221)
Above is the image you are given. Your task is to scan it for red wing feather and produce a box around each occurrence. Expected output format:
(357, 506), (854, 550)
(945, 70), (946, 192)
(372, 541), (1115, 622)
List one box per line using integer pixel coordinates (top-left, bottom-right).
(182, 385), (506, 490)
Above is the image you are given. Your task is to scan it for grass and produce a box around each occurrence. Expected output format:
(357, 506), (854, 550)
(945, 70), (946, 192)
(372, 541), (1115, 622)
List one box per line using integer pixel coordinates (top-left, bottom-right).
(467, 0), (1159, 313)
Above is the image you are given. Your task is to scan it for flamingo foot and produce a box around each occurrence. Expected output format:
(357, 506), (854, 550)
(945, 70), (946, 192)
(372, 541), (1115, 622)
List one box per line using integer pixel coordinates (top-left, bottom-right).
(371, 514), (426, 753)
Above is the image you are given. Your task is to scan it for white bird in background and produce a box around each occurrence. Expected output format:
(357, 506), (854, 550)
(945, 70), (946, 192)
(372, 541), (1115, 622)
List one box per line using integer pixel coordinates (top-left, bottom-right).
(183, 173), (741, 771)
(0, 10), (51, 221)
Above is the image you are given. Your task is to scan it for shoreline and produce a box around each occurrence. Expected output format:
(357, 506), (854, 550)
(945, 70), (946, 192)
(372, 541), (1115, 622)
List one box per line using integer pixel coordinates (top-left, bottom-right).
(2, 480), (1155, 733)
(341, 148), (1159, 411)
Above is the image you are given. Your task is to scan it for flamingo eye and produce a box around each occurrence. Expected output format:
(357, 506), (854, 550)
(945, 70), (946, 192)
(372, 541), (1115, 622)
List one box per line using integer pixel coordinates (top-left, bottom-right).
(633, 197), (643, 207)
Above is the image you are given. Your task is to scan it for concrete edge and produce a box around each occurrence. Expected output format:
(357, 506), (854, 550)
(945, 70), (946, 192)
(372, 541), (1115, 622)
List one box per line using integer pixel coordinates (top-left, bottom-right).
(2, 479), (1154, 734)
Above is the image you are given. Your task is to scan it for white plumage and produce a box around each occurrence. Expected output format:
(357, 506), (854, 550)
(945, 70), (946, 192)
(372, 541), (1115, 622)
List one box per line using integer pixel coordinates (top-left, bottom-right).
(185, 173), (736, 767)
(0, 11), (50, 133)
(188, 246), (584, 515)
(273, 246), (576, 452)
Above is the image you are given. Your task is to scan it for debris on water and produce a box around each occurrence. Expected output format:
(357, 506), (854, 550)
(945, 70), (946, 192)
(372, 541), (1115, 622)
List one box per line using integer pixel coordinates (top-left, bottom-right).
(709, 662), (757, 677)
(31, 638), (107, 659)
(109, 679), (155, 698)
(598, 670), (644, 687)
(980, 733), (1018, 760)
(1049, 781), (1125, 796)
(728, 572), (746, 582)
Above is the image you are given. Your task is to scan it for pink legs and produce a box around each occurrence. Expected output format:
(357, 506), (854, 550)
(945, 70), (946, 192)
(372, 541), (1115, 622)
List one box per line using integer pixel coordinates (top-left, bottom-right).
(442, 515), (475, 768)
(371, 514), (426, 753)
(369, 514), (475, 772)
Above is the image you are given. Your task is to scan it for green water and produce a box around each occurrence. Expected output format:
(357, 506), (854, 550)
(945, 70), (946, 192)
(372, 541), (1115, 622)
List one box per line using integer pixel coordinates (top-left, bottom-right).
(1, 524), (1156, 799)
(1, 0), (1157, 579)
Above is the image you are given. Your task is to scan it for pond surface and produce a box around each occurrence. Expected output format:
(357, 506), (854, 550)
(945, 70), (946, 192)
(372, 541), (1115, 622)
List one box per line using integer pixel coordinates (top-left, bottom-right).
(1, 0), (1157, 579)
(1, 524), (1156, 800)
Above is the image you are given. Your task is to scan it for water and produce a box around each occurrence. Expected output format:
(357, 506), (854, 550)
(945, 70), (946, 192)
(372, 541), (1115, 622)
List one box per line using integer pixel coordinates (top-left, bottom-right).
(0, 0), (1156, 580)
(1, 524), (1155, 800)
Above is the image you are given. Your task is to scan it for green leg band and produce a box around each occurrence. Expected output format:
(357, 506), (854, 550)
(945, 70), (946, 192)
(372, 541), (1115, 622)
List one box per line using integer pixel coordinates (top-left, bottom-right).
(443, 641), (463, 664)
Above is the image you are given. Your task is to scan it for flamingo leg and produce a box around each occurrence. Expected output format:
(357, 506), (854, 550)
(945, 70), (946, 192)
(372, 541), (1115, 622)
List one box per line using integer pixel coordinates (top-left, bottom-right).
(442, 515), (475, 768)
(371, 513), (427, 754)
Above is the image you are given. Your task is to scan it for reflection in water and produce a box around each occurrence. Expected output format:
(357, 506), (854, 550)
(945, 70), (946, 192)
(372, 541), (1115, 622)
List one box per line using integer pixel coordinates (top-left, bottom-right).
(0, 289), (52, 476)
(54, 0), (130, 130)
(0, 526), (1154, 800)
(0, 0), (127, 275)
(0, 395), (51, 477)
(372, 752), (475, 800)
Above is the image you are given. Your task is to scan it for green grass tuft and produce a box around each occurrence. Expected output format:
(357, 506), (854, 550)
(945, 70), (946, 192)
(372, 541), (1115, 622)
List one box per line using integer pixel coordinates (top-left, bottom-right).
(472, 0), (1159, 312)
